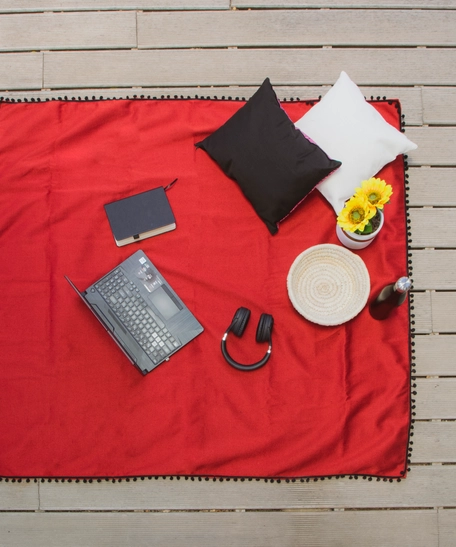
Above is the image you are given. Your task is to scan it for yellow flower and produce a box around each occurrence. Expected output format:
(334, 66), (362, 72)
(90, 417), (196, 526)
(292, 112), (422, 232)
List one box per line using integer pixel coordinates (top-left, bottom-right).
(354, 177), (393, 213)
(337, 195), (375, 233)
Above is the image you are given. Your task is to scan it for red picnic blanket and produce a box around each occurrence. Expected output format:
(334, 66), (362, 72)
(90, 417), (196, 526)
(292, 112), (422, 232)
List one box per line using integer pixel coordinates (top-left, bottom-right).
(0, 96), (410, 479)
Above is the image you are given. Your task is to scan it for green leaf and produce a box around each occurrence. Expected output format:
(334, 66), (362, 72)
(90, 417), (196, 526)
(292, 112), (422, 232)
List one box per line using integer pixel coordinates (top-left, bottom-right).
(356, 223), (373, 235)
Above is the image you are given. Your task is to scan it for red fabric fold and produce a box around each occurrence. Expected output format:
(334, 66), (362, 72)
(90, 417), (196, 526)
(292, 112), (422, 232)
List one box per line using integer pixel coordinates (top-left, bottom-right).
(0, 98), (410, 478)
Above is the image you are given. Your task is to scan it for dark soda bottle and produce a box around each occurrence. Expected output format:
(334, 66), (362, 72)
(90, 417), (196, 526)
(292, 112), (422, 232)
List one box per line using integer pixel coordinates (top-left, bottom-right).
(369, 277), (411, 320)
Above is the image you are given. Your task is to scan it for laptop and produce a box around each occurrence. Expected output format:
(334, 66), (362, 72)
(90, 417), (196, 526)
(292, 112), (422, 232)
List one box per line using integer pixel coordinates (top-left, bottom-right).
(65, 250), (204, 375)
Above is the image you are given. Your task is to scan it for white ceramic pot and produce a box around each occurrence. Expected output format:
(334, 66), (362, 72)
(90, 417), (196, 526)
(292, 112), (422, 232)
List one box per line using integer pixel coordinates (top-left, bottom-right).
(336, 210), (384, 250)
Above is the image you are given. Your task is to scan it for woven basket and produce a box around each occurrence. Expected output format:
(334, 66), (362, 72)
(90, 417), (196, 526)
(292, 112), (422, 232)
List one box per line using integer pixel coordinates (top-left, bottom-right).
(287, 244), (370, 326)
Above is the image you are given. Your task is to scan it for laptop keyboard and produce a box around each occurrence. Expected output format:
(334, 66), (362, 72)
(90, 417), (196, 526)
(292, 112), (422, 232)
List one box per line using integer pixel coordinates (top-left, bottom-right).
(96, 268), (181, 364)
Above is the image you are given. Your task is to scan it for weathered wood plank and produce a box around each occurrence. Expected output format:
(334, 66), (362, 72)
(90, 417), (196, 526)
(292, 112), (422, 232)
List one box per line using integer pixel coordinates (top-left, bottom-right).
(0, 0), (229, 11)
(408, 209), (456, 249)
(407, 167), (456, 207)
(138, 10), (456, 48)
(412, 421), (456, 463)
(233, 0), (456, 7)
(406, 127), (456, 166)
(0, 52), (42, 90)
(0, 510), (439, 547)
(415, 379), (456, 419)
(0, 480), (39, 511)
(431, 292), (456, 334)
(414, 334), (456, 376)
(412, 291), (432, 334)
(38, 465), (456, 510)
(439, 509), (456, 547)
(41, 48), (456, 90)
(411, 250), (456, 291)
(0, 12), (137, 52)
(0, 86), (424, 125)
(423, 87), (456, 125)
(1, 0), (454, 9)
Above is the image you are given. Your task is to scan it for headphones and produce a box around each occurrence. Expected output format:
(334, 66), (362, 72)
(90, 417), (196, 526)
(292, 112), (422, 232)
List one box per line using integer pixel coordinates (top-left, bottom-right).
(221, 307), (274, 371)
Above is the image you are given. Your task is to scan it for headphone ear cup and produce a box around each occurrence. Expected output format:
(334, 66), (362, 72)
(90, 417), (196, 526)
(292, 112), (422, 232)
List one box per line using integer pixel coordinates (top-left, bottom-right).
(231, 307), (251, 337)
(256, 313), (274, 343)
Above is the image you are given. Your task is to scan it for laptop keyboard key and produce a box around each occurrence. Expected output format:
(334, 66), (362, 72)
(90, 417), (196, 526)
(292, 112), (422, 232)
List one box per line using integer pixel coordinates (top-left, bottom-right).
(96, 272), (181, 365)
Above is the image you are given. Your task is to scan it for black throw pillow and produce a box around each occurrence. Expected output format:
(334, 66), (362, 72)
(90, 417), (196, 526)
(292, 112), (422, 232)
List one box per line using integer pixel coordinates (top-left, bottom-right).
(195, 78), (341, 234)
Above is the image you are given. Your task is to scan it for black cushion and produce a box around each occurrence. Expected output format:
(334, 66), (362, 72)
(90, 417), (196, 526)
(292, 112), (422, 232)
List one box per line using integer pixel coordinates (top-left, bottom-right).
(195, 78), (341, 234)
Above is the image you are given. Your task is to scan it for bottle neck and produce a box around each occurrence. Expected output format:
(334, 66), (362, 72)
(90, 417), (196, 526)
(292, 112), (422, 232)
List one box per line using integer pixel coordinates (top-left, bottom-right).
(394, 277), (411, 294)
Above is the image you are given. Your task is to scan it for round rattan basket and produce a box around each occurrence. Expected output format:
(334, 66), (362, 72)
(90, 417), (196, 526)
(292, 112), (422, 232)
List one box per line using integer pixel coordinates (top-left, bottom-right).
(287, 244), (370, 326)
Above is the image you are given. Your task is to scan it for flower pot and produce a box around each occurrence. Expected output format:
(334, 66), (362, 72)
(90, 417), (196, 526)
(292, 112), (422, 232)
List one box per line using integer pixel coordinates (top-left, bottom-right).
(336, 209), (384, 250)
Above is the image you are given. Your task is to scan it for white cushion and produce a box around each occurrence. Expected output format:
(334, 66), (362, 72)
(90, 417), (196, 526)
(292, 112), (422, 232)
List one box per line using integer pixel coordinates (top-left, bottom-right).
(294, 71), (417, 214)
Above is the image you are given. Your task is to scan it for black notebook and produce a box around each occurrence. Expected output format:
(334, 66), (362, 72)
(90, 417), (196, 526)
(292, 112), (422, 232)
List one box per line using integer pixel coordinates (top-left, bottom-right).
(104, 186), (176, 247)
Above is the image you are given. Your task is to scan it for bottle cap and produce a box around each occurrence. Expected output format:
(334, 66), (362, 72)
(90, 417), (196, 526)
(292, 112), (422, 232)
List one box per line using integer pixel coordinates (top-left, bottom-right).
(395, 277), (411, 293)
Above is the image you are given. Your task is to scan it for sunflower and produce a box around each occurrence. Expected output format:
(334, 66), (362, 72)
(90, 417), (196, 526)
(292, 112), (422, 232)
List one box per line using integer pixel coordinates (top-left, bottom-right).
(337, 195), (375, 233)
(354, 177), (393, 214)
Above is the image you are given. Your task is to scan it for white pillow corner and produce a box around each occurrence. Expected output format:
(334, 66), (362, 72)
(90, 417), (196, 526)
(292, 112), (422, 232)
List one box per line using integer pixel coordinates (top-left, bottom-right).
(295, 71), (417, 213)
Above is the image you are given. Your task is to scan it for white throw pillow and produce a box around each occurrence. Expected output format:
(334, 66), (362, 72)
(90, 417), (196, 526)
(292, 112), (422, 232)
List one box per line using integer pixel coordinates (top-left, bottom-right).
(294, 71), (417, 214)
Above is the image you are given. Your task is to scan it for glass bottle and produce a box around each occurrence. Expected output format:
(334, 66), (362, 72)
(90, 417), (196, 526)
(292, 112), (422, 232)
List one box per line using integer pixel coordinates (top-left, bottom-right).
(369, 277), (412, 320)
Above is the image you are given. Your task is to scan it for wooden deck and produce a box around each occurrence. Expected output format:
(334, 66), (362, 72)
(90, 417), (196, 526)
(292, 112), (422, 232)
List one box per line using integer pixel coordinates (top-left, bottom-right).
(1, 2), (455, 545)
